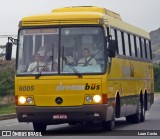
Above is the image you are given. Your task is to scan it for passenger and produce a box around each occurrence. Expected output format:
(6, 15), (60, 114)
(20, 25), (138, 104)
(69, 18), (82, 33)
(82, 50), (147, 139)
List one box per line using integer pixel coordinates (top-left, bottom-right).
(54, 49), (76, 70)
(38, 43), (52, 57)
(63, 50), (76, 66)
(77, 48), (97, 66)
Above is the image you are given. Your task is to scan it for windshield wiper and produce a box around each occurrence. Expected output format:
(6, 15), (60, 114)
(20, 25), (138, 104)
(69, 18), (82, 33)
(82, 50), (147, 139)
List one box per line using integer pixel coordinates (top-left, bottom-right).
(35, 56), (52, 79)
(62, 57), (82, 78)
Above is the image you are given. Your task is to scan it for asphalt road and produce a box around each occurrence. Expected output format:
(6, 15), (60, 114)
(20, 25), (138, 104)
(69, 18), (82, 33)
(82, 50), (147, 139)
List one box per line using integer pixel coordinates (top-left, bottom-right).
(0, 94), (160, 139)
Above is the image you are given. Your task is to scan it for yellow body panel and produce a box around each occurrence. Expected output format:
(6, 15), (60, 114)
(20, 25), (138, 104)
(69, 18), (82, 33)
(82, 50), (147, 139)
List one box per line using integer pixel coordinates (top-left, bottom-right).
(108, 57), (153, 98)
(16, 76), (104, 106)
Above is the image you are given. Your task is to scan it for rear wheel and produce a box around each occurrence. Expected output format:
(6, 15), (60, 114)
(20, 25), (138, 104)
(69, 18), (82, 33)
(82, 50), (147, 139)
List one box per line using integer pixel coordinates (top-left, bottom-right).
(33, 122), (47, 132)
(126, 96), (145, 123)
(140, 98), (145, 122)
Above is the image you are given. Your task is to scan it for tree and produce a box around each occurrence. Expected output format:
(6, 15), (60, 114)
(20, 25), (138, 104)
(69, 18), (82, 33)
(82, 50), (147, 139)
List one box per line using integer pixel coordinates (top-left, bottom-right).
(0, 60), (15, 97)
(154, 65), (160, 92)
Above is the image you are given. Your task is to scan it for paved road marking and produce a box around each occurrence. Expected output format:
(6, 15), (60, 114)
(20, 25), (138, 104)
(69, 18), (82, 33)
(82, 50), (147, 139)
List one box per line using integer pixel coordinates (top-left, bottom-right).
(0, 123), (24, 128)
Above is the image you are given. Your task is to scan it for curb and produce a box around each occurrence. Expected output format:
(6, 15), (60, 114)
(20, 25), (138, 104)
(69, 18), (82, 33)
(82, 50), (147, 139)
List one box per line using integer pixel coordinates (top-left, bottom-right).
(0, 113), (17, 121)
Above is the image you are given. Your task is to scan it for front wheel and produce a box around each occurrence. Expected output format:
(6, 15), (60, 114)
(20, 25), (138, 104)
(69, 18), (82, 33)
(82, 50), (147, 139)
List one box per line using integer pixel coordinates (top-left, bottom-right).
(33, 122), (47, 132)
(102, 119), (115, 131)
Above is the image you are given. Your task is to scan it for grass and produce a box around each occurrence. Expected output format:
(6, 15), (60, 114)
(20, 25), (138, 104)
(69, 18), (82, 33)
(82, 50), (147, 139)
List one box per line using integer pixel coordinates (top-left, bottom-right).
(0, 103), (16, 115)
(154, 92), (160, 94)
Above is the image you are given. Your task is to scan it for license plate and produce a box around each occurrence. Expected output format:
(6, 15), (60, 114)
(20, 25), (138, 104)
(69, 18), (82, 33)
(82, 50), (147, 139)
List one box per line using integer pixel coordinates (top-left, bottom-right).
(53, 114), (67, 119)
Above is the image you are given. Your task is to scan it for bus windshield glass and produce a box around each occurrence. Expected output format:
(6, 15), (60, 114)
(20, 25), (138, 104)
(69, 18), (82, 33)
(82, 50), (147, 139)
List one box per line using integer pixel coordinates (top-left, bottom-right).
(17, 27), (105, 75)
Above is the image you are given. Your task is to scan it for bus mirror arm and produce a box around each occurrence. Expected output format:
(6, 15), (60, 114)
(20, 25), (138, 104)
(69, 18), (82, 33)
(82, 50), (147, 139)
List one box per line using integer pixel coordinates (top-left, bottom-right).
(107, 40), (118, 58)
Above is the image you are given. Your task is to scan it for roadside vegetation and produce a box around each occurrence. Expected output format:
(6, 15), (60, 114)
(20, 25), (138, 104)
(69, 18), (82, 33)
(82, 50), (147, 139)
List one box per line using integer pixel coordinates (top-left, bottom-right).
(154, 65), (160, 92)
(0, 60), (15, 114)
(0, 104), (15, 114)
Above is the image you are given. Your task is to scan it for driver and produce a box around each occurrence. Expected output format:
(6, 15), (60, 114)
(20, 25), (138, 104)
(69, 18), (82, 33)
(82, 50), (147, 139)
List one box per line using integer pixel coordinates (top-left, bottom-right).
(27, 53), (44, 72)
(77, 48), (97, 66)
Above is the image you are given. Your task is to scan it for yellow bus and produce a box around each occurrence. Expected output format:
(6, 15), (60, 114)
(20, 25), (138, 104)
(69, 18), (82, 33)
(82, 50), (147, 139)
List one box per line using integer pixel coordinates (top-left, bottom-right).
(6, 6), (154, 131)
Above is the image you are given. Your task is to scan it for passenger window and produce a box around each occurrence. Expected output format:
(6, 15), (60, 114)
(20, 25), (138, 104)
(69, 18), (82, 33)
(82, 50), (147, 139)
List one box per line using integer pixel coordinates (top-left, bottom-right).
(124, 33), (130, 56)
(130, 35), (135, 57)
(136, 37), (141, 58)
(141, 38), (146, 59)
(117, 30), (123, 55)
(146, 40), (151, 60)
(111, 28), (116, 40)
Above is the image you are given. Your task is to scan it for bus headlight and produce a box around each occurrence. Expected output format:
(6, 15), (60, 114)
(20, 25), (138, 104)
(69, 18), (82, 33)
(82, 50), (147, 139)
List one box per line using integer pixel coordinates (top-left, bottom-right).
(86, 96), (93, 103)
(93, 95), (101, 103)
(17, 96), (34, 105)
(18, 96), (26, 104)
(26, 97), (33, 104)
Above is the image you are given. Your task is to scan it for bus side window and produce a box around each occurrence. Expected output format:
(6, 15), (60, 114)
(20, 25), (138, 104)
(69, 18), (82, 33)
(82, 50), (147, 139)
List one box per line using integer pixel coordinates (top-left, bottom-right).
(130, 35), (135, 57)
(111, 28), (116, 40)
(117, 30), (123, 55)
(149, 41), (152, 60)
(123, 32), (130, 56)
(146, 40), (151, 60)
(135, 36), (141, 58)
(141, 38), (146, 59)
(110, 28), (118, 54)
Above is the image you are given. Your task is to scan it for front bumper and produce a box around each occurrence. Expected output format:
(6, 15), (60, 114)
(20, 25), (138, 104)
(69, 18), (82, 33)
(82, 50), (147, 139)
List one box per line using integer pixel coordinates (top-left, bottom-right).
(16, 104), (108, 124)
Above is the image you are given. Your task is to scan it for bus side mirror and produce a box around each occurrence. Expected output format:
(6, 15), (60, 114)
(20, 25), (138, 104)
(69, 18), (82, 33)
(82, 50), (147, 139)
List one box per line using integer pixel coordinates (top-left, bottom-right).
(14, 39), (18, 45)
(5, 42), (13, 60)
(108, 40), (118, 58)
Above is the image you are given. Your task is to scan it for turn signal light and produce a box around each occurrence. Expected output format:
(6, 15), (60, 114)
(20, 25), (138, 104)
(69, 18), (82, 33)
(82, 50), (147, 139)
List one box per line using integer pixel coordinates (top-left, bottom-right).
(102, 94), (108, 104)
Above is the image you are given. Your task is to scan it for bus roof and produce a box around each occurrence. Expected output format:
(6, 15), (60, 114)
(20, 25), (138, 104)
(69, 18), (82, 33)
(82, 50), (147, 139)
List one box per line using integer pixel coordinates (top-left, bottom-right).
(52, 6), (122, 20)
(20, 6), (149, 39)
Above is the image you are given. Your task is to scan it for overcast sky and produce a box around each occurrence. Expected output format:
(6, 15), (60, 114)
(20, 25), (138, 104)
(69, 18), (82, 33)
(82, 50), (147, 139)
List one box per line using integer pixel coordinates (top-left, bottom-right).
(0, 0), (160, 34)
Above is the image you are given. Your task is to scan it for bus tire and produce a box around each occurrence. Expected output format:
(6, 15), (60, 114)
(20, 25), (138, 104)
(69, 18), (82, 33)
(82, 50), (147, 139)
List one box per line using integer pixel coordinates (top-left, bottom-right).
(126, 96), (145, 123)
(115, 93), (121, 118)
(102, 118), (115, 131)
(33, 122), (47, 132)
(144, 92), (148, 111)
(140, 95), (145, 122)
(126, 115), (134, 123)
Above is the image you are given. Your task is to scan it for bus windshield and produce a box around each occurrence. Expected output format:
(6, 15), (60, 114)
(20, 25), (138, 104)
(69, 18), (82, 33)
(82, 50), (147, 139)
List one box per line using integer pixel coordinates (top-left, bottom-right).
(17, 27), (106, 75)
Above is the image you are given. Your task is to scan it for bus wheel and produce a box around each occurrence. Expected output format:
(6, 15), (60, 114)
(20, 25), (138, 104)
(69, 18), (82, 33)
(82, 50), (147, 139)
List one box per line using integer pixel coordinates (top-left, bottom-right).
(140, 99), (145, 122)
(133, 97), (145, 123)
(33, 122), (47, 132)
(126, 99), (145, 123)
(102, 119), (115, 131)
(126, 115), (133, 123)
